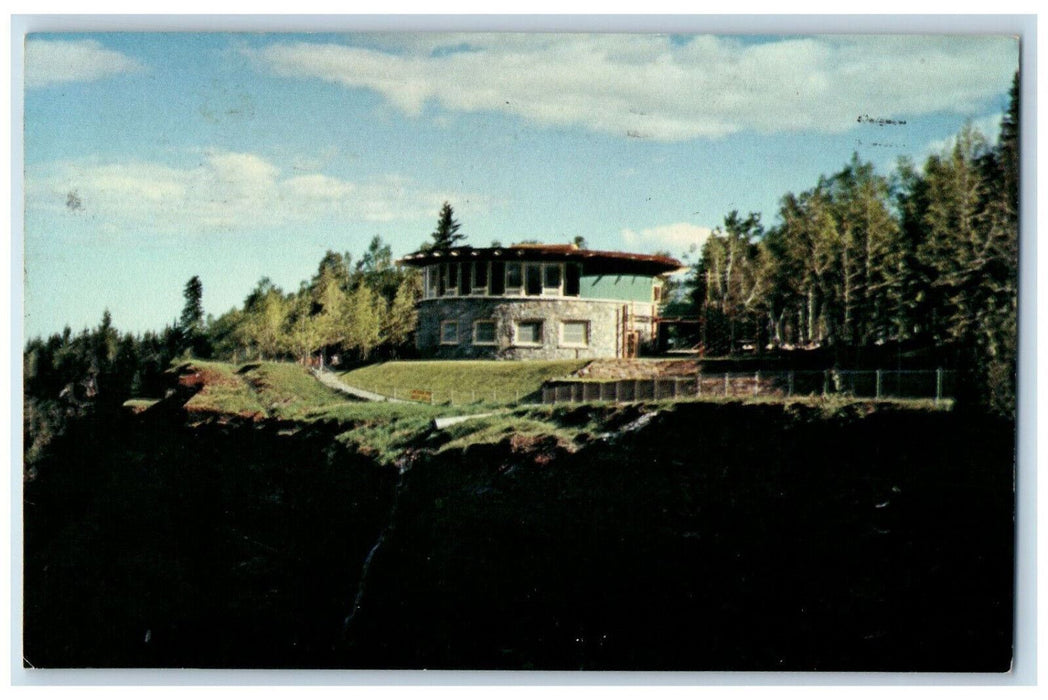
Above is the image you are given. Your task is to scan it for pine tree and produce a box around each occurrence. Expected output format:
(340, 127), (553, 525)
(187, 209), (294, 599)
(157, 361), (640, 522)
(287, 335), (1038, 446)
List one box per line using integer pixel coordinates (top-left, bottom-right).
(179, 276), (204, 335)
(430, 201), (464, 250)
(178, 276), (208, 357)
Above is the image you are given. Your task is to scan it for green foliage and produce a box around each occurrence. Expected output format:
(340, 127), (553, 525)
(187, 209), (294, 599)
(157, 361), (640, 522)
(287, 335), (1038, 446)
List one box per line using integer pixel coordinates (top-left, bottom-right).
(180, 276), (204, 333)
(428, 201), (464, 250)
(194, 237), (417, 367)
(22, 312), (192, 477)
(681, 75), (1019, 415)
(344, 283), (384, 361)
(240, 362), (347, 419)
(179, 360), (347, 420)
(384, 273), (421, 352)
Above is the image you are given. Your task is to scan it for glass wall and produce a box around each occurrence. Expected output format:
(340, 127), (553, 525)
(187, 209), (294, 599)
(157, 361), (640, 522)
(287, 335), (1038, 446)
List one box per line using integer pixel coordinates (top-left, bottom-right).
(422, 261), (583, 299)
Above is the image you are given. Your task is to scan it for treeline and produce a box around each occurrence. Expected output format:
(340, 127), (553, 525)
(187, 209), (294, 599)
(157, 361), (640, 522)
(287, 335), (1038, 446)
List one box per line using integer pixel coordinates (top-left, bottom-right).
(22, 236), (421, 473)
(23, 311), (182, 470)
(691, 74), (1019, 415)
(25, 235), (421, 399)
(203, 237), (420, 366)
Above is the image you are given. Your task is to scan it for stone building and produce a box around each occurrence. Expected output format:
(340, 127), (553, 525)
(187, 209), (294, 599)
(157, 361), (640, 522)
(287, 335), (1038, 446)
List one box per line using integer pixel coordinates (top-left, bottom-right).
(398, 243), (682, 360)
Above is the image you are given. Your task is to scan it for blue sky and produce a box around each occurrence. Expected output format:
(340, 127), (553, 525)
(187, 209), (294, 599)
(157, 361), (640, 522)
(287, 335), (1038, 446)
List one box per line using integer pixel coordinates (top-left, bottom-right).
(22, 31), (1019, 338)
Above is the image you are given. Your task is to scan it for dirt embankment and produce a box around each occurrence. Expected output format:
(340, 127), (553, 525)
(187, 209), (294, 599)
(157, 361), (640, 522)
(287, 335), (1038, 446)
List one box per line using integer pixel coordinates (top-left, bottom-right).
(37, 374), (1014, 671)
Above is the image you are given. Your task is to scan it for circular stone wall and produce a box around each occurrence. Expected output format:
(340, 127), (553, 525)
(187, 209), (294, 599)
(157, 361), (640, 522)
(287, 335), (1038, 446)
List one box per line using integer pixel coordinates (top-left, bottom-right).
(416, 296), (645, 360)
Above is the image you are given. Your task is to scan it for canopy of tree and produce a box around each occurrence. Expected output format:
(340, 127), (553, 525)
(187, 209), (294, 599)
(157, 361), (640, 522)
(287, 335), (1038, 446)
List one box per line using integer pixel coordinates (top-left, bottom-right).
(689, 73), (1019, 415)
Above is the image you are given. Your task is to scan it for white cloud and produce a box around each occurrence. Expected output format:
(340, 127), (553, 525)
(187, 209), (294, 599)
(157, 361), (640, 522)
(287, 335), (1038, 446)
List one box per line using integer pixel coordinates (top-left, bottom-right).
(25, 151), (478, 233)
(923, 112), (1004, 158)
(25, 38), (144, 88)
(621, 222), (714, 256)
(245, 34), (1017, 141)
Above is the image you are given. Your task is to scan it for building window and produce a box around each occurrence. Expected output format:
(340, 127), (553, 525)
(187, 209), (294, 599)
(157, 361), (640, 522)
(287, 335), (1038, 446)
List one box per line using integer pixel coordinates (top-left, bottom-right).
(473, 319), (497, 345)
(542, 263), (563, 296)
(490, 261), (506, 295)
(515, 320), (543, 346)
(560, 320), (589, 347)
(565, 263), (581, 297)
(458, 262), (470, 295)
(472, 261), (489, 295)
(424, 266), (438, 298)
(442, 263), (460, 296)
(505, 262), (523, 294)
(440, 320), (459, 345)
(525, 263), (543, 296)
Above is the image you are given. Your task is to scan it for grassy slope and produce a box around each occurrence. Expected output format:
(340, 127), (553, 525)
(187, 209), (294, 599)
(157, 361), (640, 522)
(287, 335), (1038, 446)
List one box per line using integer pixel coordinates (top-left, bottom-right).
(338, 359), (589, 404)
(169, 359), (952, 466)
(180, 361), (348, 420)
(181, 361), (267, 417)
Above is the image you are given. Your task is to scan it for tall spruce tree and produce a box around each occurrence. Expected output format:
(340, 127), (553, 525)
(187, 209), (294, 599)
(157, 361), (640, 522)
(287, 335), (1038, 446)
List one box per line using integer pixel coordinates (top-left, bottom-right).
(430, 201), (464, 250)
(179, 276), (208, 357)
(180, 276), (204, 334)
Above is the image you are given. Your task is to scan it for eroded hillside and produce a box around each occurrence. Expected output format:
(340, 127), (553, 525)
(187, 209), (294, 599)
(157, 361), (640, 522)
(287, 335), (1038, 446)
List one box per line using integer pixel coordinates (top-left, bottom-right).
(23, 361), (1015, 671)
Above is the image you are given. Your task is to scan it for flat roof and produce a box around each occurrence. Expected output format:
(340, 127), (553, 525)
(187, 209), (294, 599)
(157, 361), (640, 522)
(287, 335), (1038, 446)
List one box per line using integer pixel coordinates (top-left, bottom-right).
(398, 244), (683, 276)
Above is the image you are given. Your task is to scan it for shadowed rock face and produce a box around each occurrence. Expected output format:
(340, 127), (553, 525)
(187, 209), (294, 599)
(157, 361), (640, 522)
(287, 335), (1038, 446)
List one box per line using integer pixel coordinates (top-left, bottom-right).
(23, 403), (1014, 671)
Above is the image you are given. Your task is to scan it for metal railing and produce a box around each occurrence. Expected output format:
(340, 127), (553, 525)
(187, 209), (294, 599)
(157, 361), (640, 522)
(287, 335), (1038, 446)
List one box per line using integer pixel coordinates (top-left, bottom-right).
(541, 369), (955, 405)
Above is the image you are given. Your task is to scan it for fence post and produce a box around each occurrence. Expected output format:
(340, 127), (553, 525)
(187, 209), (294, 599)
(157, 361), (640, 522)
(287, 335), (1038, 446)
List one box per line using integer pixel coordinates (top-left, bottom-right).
(754, 371), (760, 397)
(724, 372), (729, 396)
(788, 371), (794, 397)
(696, 372), (702, 397)
(634, 379), (640, 402)
(673, 378), (679, 400)
(875, 370), (882, 399)
(935, 368), (943, 406)
(823, 370), (829, 396)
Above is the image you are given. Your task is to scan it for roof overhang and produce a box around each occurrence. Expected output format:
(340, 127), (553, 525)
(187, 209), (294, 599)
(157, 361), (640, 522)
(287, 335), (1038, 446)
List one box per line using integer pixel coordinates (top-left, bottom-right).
(398, 245), (683, 277)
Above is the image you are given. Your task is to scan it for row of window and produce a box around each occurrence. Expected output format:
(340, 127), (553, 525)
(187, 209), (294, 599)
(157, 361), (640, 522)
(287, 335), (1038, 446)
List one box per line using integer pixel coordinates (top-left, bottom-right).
(424, 261), (582, 299)
(440, 318), (590, 348)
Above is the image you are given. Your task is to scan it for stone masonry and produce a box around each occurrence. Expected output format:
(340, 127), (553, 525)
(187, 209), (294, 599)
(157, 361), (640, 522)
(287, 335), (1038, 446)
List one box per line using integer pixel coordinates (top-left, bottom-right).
(417, 297), (651, 360)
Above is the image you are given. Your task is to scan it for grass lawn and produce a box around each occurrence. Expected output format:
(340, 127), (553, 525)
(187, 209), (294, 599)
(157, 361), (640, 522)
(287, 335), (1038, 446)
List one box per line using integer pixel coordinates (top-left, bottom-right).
(337, 359), (589, 405)
(156, 359), (955, 466)
(179, 360), (348, 419)
(238, 361), (349, 419)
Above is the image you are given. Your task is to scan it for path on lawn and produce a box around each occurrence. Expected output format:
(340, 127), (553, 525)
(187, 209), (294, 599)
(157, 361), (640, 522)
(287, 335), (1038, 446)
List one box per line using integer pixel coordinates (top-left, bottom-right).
(312, 368), (409, 403)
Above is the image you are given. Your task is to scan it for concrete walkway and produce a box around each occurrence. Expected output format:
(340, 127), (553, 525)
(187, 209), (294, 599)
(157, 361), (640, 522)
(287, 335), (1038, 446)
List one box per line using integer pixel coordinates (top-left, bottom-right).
(312, 368), (409, 403)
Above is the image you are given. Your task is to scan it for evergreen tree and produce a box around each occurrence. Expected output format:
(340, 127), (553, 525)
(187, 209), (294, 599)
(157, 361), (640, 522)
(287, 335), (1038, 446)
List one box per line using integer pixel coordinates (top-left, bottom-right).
(180, 276), (205, 335)
(429, 201), (464, 250)
(178, 276), (208, 357)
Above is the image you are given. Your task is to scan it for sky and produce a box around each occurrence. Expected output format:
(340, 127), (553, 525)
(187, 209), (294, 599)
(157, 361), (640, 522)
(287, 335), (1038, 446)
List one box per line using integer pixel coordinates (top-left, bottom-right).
(21, 29), (1020, 338)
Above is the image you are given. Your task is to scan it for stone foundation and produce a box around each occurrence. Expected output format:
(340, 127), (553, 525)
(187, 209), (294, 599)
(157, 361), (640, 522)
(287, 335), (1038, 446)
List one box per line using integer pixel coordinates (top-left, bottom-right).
(417, 297), (654, 360)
